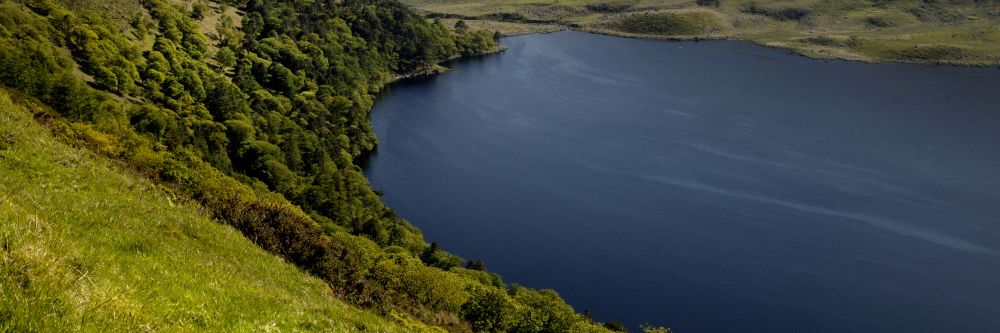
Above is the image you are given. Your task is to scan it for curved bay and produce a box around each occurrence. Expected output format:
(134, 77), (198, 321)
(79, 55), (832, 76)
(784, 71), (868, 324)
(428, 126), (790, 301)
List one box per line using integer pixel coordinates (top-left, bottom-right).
(365, 32), (1000, 332)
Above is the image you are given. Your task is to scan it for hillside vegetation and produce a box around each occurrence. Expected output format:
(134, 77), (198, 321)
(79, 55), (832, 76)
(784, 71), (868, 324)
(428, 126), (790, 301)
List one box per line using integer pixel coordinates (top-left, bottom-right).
(0, 89), (430, 332)
(0, 0), (641, 331)
(402, 0), (1000, 65)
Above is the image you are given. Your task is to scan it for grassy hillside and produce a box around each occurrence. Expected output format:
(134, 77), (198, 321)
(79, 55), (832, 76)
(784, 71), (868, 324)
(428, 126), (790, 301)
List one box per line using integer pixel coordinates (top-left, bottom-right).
(403, 0), (1000, 65)
(0, 90), (430, 332)
(0, 0), (635, 331)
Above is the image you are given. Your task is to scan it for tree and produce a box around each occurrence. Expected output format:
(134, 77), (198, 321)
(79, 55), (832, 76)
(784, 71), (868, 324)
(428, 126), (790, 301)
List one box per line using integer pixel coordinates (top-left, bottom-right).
(641, 324), (674, 333)
(216, 16), (244, 49)
(461, 286), (518, 332)
(215, 47), (236, 69)
(466, 259), (486, 271)
(420, 242), (440, 266)
(510, 287), (577, 332)
(192, 1), (210, 20)
(603, 321), (627, 332)
(266, 63), (301, 94)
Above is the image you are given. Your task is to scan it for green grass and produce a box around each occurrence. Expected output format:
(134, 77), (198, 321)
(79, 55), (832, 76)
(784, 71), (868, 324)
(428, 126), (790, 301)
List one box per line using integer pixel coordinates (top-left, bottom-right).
(404, 0), (1000, 65)
(0, 90), (434, 332)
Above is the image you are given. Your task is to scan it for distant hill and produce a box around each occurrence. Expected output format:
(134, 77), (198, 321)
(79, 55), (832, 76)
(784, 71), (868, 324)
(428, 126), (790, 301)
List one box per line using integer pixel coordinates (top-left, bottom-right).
(402, 0), (1000, 64)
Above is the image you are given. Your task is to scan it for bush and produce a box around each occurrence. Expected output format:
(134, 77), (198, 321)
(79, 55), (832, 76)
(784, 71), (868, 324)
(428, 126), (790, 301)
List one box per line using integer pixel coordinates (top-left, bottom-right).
(884, 44), (970, 62)
(610, 12), (721, 35)
(586, 3), (634, 13)
(866, 16), (894, 28)
(462, 285), (519, 332)
(211, 194), (364, 292)
(215, 47), (237, 68)
(741, 4), (809, 21)
(510, 286), (579, 332)
(604, 321), (628, 331)
(801, 35), (862, 48)
(696, 0), (720, 8)
(192, 2), (210, 20)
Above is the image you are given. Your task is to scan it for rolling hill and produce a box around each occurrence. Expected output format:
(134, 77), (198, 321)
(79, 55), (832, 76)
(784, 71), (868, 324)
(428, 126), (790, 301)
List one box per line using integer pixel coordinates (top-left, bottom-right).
(402, 0), (1000, 64)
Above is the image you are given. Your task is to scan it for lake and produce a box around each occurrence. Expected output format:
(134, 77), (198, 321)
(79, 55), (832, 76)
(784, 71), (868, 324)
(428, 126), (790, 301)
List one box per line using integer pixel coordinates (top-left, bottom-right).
(363, 31), (1000, 332)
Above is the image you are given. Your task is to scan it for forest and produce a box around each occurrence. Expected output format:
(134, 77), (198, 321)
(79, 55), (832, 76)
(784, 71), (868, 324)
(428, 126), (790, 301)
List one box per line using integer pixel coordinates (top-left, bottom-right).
(0, 0), (660, 331)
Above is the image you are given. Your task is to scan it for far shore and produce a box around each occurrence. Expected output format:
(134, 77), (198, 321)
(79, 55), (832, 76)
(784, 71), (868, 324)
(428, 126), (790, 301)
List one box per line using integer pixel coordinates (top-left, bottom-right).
(459, 21), (1000, 67)
(416, 2), (1000, 68)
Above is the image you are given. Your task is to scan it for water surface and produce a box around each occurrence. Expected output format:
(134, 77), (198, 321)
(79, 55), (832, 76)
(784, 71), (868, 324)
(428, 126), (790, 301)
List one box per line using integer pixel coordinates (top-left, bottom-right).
(364, 31), (1000, 332)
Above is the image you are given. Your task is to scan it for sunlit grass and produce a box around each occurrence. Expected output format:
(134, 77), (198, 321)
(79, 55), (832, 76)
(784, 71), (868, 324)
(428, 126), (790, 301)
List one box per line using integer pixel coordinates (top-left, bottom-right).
(0, 91), (432, 332)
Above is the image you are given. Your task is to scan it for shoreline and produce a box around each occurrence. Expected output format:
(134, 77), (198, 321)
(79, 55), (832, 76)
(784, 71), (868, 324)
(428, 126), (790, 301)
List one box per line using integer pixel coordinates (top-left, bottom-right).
(422, 13), (1000, 68)
(386, 44), (509, 84)
(528, 26), (1000, 67)
(385, 26), (998, 93)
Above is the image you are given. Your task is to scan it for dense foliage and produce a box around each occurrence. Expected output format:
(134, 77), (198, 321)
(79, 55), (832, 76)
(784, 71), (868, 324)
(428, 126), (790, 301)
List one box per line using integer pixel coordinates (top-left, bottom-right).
(0, 0), (624, 331)
(0, 89), (430, 332)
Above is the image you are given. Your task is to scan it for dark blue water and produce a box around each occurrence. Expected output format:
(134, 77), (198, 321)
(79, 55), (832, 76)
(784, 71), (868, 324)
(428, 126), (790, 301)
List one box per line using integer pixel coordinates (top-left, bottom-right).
(363, 31), (1000, 332)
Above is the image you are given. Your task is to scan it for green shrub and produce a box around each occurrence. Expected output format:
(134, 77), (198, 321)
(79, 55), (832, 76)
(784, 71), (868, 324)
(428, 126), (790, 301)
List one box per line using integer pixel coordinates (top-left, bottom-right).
(741, 4), (810, 21)
(696, 0), (720, 8)
(215, 47), (237, 69)
(610, 12), (721, 35)
(801, 35), (862, 48)
(586, 3), (634, 13)
(461, 285), (520, 332)
(884, 44), (970, 62)
(866, 16), (894, 28)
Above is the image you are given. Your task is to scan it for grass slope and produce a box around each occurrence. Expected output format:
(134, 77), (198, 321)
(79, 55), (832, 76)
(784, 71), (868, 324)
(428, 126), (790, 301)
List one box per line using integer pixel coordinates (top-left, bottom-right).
(404, 0), (1000, 65)
(0, 0), (627, 330)
(0, 90), (432, 332)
